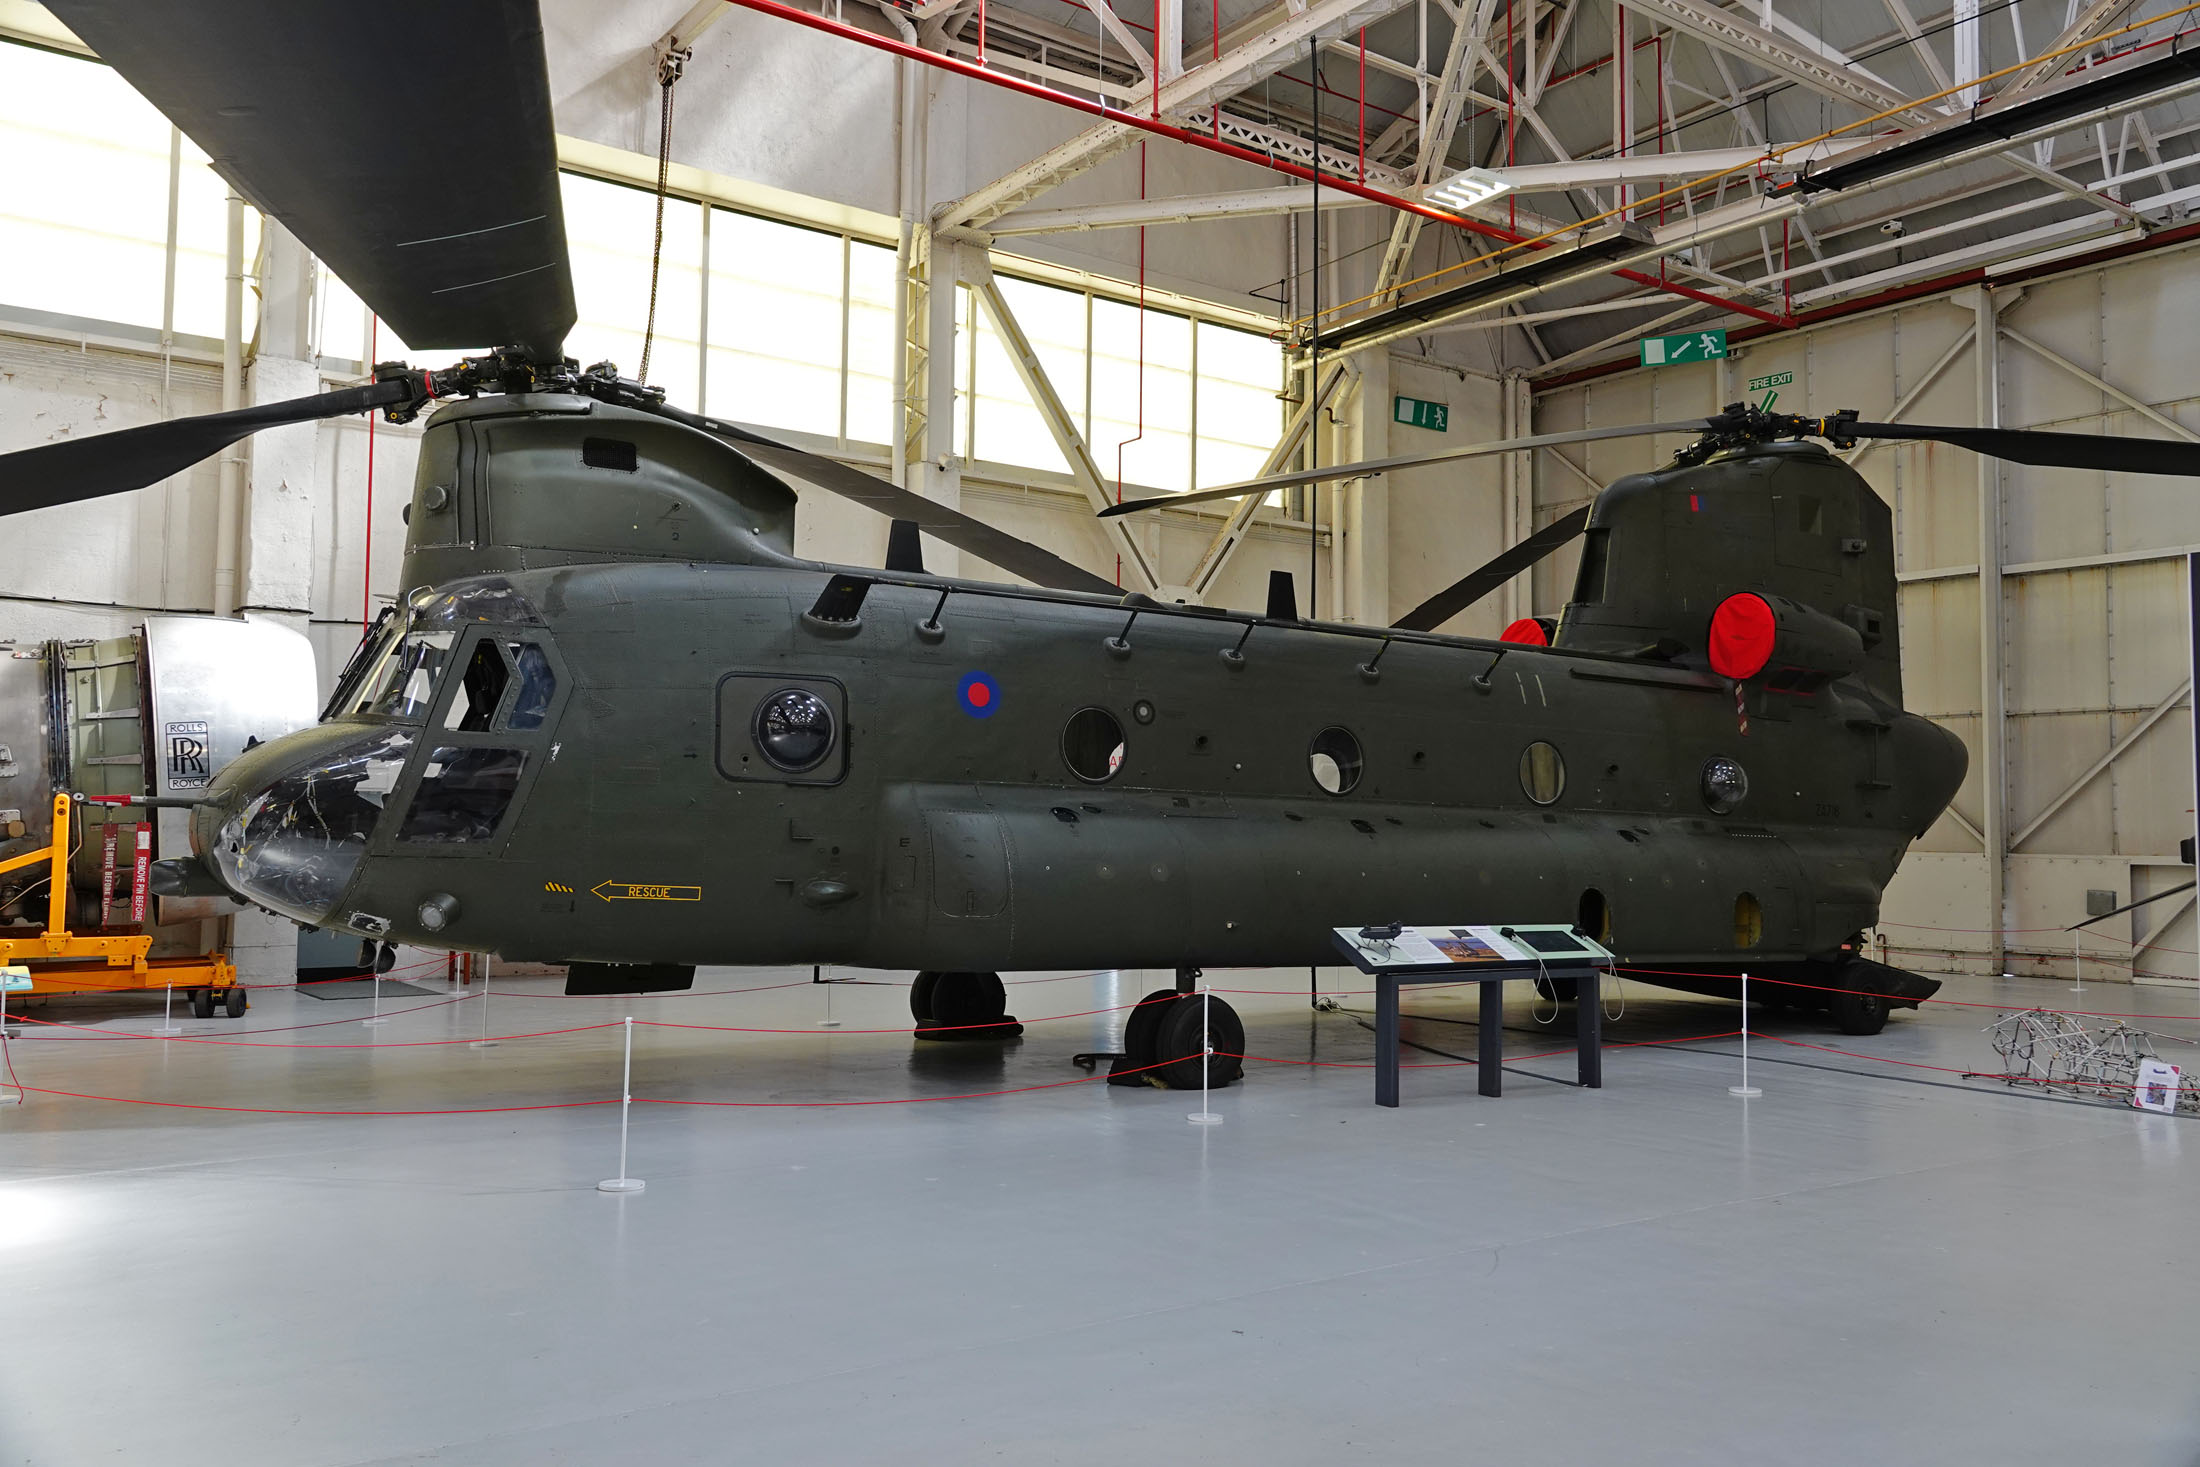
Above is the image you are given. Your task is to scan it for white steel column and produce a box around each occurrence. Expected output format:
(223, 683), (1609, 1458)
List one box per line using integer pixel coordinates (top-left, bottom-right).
(234, 218), (321, 994)
(1967, 285), (2007, 973)
(211, 192), (246, 618)
(1611, 2), (1629, 219)
(1346, 352), (1390, 624)
(239, 220), (319, 633)
(1502, 369), (1533, 624)
(1155, 0), (1184, 81)
(1952, 0), (1981, 109)
(916, 232), (964, 577)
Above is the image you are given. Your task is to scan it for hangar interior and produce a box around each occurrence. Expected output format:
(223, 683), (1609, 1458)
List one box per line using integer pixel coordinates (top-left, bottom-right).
(1, 0), (2198, 1462)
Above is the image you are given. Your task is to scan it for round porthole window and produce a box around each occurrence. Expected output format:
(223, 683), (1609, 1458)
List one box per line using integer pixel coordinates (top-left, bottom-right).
(1062, 707), (1127, 782)
(1701, 755), (1749, 814)
(1519, 741), (1565, 805)
(1308, 726), (1364, 796)
(753, 689), (836, 771)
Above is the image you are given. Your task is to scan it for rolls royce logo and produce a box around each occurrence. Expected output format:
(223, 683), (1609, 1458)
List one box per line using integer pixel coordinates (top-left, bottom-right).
(165, 720), (211, 789)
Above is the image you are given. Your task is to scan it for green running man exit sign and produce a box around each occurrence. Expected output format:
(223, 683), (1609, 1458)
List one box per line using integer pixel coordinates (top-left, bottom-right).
(1640, 329), (1727, 366)
(1393, 395), (1449, 431)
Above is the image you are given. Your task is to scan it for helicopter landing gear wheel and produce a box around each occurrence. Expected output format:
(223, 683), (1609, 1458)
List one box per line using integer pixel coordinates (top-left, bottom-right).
(1830, 988), (1890, 1036)
(188, 987), (214, 1020)
(908, 971), (940, 1024)
(1105, 988), (1184, 1086)
(1150, 994), (1244, 1091)
(912, 971), (1021, 1041)
(1533, 975), (1579, 1003)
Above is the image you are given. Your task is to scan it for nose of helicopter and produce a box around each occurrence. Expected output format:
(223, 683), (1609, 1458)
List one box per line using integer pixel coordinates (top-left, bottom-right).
(190, 723), (419, 927)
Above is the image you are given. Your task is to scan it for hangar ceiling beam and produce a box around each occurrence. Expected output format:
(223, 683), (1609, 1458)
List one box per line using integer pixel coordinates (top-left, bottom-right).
(1621, 0), (2146, 229)
(1079, 0), (1154, 77)
(989, 186), (1375, 236)
(935, 0), (1415, 230)
(2001, 0), (2128, 100)
(1369, 0), (1498, 304)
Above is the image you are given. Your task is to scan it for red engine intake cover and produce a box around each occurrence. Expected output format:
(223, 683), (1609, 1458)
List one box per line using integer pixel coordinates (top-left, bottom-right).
(1499, 617), (1549, 646)
(1708, 592), (1777, 680)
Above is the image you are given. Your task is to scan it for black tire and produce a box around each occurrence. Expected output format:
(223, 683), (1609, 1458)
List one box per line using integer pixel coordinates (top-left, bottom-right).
(1533, 975), (1579, 1003)
(188, 987), (214, 1020)
(1830, 988), (1890, 1036)
(1118, 988), (1180, 1073)
(909, 971), (941, 1023)
(927, 971), (1009, 1033)
(1152, 994), (1245, 1091)
(224, 986), (248, 1018)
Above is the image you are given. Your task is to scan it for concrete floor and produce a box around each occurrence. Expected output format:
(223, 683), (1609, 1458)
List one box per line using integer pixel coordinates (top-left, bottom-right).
(2, 962), (2197, 1466)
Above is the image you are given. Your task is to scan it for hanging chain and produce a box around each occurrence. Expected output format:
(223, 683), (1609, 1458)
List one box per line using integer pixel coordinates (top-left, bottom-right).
(639, 41), (690, 385)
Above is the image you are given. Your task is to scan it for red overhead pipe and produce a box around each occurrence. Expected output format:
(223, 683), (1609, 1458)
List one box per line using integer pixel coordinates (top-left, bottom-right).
(722, 0), (1793, 328)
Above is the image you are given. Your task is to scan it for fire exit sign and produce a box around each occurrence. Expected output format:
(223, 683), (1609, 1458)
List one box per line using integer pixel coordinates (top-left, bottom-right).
(1393, 395), (1449, 432)
(1640, 329), (1728, 366)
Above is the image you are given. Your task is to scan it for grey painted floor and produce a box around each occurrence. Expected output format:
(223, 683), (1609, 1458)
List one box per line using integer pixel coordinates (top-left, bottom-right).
(3, 962), (2197, 1466)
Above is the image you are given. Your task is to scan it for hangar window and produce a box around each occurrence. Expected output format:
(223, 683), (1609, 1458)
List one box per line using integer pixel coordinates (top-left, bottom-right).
(1062, 708), (1126, 783)
(0, 41), (261, 342)
(1308, 727), (1364, 796)
(505, 644), (557, 730)
(1519, 741), (1566, 805)
(398, 747), (528, 843)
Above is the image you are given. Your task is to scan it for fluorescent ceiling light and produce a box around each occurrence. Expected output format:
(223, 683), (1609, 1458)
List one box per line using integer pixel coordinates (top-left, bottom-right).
(1426, 168), (1513, 211)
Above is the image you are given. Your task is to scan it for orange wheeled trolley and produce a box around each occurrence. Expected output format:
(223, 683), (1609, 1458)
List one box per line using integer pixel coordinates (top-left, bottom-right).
(0, 793), (245, 1018)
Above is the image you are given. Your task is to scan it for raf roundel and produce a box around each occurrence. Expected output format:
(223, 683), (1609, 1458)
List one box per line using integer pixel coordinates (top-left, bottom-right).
(957, 670), (1001, 719)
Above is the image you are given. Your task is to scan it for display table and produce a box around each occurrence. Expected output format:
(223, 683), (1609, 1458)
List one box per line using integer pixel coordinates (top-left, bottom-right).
(1330, 923), (1614, 1108)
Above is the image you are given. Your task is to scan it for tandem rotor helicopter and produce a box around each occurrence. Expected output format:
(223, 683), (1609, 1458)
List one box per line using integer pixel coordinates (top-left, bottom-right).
(7, 0), (2190, 1088)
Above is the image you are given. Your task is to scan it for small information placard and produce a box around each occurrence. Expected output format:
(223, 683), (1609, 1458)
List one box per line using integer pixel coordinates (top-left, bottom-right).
(2135, 1057), (2182, 1112)
(1, 966), (30, 993)
(1746, 370), (1794, 392)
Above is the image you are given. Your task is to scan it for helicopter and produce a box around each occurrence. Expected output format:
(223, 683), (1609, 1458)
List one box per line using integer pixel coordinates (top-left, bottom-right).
(6, 0), (2189, 1089)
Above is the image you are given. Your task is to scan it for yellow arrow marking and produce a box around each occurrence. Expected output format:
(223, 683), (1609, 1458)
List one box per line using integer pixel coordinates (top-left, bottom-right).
(591, 882), (702, 902)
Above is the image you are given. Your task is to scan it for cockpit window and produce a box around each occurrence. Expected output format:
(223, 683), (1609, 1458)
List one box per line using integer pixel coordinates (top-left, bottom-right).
(444, 641), (511, 732)
(398, 746), (528, 843)
(353, 629), (458, 721)
(506, 643), (556, 730)
(322, 607), (399, 721)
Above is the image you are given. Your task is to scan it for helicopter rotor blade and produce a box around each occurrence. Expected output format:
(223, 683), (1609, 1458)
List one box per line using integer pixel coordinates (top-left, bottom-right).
(651, 406), (1124, 597)
(44, 0), (574, 360)
(1390, 506), (1593, 634)
(1097, 421), (1710, 519)
(0, 378), (420, 519)
(1847, 421), (2198, 476)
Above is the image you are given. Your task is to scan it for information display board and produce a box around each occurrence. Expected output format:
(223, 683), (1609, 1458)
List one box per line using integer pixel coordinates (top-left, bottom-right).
(1332, 923), (1614, 973)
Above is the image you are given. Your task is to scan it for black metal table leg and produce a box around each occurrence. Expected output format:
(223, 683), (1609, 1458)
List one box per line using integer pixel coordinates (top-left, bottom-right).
(1376, 974), (1400, 1108)
(1577, 967), (1602, 1089)
(1478, 978), (1503, 1098)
